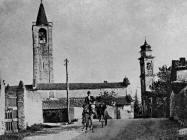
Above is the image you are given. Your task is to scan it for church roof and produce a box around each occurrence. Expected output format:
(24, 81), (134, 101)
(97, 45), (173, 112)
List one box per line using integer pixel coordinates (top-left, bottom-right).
(36, 82), (127, 90)
(36, 2), (48, 26)
(5, 82), (128, 92)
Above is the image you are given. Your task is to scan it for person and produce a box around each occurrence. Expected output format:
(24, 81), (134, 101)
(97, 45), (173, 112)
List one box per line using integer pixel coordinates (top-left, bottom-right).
(98, 102), (108, 126)
(84, 91), (95, 105)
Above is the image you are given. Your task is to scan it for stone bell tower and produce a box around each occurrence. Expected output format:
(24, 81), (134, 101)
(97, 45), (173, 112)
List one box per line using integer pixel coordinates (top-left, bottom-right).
(32, 1), (54, 85)
(139, 40), (155, 117)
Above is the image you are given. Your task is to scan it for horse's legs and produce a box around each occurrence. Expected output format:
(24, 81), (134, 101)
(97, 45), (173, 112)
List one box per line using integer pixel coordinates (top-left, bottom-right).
(89, 115), (93, 131)
(105, 118), (107, 126)
(82, 115), (86, 131)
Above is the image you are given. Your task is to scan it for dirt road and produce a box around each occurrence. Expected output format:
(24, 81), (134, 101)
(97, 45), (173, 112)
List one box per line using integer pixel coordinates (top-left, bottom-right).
(74, 119), (180, 140)
(24, 119), (181, 140)
(73, 119), (131, 140)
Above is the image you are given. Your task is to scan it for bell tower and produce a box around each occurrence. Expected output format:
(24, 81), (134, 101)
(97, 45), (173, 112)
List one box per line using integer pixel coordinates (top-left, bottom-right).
(32, 1), (54, 85)
(139, 40), (155, 117)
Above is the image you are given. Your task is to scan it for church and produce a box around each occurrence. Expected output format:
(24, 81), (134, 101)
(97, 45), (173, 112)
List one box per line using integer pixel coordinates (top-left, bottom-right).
(0, 1), (132, 134)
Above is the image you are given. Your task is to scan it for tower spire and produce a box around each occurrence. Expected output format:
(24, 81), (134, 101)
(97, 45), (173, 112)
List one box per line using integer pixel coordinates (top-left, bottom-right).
(36, 1), (48, 25)
(144, 36), (147, 44)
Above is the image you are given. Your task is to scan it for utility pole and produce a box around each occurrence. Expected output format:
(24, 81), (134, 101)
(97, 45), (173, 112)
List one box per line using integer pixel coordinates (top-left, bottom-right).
(64, 58), (70, 123)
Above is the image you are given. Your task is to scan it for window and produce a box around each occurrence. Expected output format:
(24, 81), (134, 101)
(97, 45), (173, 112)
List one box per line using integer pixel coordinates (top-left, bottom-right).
(39, 28), (47, 44)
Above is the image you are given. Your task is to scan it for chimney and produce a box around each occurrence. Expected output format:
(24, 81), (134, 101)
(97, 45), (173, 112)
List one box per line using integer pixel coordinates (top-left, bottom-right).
(104, 81), (108, 84)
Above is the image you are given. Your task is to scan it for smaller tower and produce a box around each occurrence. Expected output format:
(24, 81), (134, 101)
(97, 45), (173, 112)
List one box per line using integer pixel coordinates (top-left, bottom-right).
(139, 40), (155, 117)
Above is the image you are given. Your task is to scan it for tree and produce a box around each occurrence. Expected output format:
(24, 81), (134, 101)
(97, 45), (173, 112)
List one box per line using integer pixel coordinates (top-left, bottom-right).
(151, 65), (171, 117)
(134, 91), (141, 118)
(96, 90), (117, 106)
(123, 77), (130, 86)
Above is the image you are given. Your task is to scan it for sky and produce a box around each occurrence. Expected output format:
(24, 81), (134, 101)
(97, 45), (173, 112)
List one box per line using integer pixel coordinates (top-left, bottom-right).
(0, 0), (187, 97)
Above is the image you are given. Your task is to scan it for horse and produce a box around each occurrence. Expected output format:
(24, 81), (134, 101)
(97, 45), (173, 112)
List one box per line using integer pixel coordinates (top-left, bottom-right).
(82, 103), (95, 132)
(96, 103), (108, 127)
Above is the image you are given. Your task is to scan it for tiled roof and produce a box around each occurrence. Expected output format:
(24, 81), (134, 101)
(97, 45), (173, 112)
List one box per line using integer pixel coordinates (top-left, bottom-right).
(5, 85), (33, 92)
(43, 96), (132, 110)
(42, 98), (84, 110)
(36, 82), (127, 90)
(6, 81), (128, 92)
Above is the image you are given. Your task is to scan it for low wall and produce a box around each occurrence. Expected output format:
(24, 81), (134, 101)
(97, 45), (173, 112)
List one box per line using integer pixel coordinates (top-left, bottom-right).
(74, 107), (82, 120)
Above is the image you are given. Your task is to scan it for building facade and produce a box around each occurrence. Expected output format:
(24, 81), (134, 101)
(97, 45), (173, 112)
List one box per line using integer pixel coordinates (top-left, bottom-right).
(170, 57), (187, 126)
(139, 40), (155, 117)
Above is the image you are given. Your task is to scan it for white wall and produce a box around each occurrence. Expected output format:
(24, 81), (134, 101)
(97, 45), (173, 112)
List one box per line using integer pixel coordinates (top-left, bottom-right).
(73, 107), (83, 120)
(37, 88), (128, 99)
(120, 105), (134, 119)
(24, 90), (43, 127)
(0, 81), (5, 135)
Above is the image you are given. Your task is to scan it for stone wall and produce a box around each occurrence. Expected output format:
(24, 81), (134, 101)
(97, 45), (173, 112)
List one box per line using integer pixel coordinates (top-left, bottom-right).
(173, 89), (187, 125)
(17, 85), (26, 130)
(170, 87), (187, 126)
(0, 80), (5, 135)
(32, 23), (54, 84)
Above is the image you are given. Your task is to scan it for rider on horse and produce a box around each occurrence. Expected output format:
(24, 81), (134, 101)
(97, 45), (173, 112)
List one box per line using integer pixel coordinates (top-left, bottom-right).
(82, 91), (95, 130)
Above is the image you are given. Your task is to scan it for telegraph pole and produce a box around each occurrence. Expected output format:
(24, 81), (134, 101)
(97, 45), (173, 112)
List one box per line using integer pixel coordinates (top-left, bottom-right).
(64, 58), (70, 123)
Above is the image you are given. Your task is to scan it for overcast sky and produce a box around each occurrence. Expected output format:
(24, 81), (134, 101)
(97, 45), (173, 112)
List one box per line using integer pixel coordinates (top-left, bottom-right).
(0, 0), (187, 96)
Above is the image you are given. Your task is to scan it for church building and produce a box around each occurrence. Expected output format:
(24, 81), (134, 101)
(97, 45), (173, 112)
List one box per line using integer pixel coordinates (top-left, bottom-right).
(0, 1), (132, 134)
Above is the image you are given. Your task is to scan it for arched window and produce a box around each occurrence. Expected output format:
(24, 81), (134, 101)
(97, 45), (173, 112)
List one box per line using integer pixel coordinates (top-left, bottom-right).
(39, 28), (47, 44)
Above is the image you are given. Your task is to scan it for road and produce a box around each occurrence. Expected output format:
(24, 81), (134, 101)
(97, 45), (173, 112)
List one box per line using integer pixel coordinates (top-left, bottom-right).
(24, 119), (181, 140)
(73, 119), (131, 140)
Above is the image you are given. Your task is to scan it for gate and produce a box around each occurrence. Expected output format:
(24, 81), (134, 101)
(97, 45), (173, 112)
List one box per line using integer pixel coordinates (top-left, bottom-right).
(5, 109), (18, 133)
